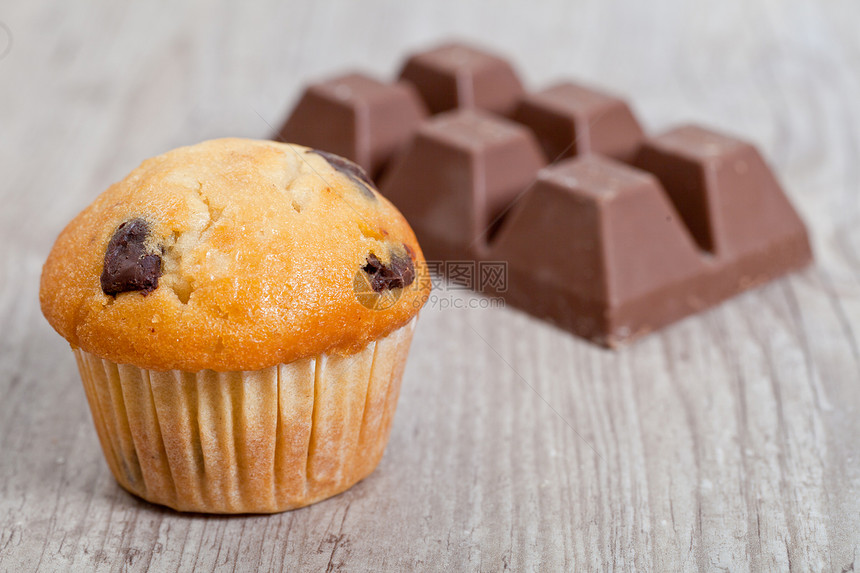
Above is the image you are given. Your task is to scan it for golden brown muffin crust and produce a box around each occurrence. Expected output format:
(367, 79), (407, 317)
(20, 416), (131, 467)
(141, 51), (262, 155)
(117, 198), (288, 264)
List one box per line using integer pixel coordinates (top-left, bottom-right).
(40, 138), (429, 371)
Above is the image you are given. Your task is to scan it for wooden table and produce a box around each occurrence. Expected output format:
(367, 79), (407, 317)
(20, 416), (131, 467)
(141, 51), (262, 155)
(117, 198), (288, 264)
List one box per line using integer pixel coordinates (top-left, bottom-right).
(2, 1), (859, 570)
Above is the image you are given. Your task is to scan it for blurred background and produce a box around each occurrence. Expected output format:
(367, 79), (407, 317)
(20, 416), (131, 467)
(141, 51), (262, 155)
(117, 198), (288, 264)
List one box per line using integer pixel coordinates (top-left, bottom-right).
(2, 1), (859, 571)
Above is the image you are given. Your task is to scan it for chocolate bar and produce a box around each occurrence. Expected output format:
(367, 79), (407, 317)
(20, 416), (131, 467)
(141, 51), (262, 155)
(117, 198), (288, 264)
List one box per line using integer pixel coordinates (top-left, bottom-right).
(277, 42), (813, 346)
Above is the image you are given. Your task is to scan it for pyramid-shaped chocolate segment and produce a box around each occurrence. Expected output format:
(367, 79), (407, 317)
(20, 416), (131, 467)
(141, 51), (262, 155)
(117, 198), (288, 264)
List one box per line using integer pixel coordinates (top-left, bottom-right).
(380, 109), (546, 260)
(399, 43), (525, 116)
(634, 125), (811, 260)
(278, 73), (427, 177)
(513, 82), (645, 163)
(490, 156), (707, 344)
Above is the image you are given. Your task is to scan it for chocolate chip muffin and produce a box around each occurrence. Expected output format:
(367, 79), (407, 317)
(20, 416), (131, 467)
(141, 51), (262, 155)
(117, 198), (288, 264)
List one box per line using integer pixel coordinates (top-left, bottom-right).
(40, 138), (430, 513)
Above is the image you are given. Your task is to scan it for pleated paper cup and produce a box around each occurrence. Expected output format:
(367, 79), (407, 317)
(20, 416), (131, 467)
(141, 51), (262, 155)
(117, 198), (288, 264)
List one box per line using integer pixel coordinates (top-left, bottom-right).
(72, 318), (416, 514)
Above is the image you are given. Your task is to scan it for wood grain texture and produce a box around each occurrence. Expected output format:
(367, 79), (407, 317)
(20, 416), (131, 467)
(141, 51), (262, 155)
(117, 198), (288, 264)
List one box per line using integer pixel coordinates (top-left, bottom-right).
(1, 0), (859, 570)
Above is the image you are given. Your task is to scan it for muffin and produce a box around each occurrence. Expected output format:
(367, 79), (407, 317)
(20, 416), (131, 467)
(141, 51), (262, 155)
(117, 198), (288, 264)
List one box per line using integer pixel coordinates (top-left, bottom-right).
(40, 138), (430, 513)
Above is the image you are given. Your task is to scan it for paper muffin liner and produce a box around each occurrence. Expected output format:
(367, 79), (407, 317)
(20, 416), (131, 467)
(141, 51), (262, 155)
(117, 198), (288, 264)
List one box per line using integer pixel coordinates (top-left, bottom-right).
(72, 318), (417, 514)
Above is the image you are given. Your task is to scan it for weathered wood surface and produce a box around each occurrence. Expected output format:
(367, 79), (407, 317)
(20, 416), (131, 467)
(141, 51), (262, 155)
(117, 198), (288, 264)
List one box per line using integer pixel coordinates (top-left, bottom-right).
(1, 0), (859, 571)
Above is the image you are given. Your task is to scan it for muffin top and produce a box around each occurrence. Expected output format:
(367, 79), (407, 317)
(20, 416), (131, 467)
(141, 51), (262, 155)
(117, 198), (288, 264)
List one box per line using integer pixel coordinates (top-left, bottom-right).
(40, 138), (430, 372)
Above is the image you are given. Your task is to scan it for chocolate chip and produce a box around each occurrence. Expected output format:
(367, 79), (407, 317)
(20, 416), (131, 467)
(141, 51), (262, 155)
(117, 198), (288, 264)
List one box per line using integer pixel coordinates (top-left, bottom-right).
(308, 149), (377, 200)
(362, 249), (415, 293)
(100, 218), (162, 296)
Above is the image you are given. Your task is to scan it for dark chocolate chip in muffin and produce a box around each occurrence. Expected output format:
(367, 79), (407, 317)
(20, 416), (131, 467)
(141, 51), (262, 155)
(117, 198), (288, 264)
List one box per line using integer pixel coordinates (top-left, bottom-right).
(362, 249), (415, 292)
(100, 218), (162, 296)
(308, 149), (377, 200)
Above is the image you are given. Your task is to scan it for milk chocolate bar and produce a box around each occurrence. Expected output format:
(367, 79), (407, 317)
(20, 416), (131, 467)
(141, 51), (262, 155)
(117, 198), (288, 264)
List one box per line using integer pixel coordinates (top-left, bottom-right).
(276, 42), (813, 346)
